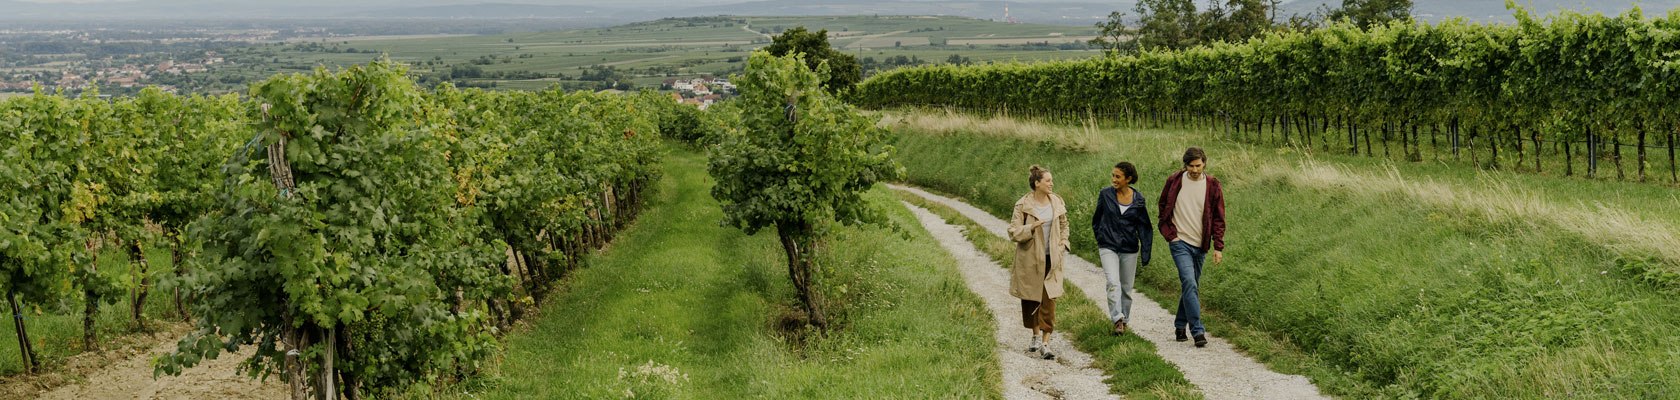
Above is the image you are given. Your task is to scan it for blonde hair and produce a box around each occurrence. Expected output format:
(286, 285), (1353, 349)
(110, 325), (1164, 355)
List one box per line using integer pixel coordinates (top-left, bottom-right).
(1028, 165), (1050, 190)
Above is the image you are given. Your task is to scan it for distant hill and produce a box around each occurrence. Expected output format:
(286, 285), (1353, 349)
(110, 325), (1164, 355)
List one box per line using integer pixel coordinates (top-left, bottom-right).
(678, 0), (1120, 25)
(348, 3), (625, 19)
(1, 0), (1673, 24)
(1277, 0), (1680, 23)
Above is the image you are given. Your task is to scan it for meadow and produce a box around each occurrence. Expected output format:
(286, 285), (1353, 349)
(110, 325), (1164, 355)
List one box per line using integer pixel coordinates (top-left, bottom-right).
(462, 145), (1004, 398)
(882, 109), (1680, 398)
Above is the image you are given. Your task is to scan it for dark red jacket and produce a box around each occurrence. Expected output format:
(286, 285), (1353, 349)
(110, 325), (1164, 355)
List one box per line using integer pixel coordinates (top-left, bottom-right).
(1157, 170), (1226, 252)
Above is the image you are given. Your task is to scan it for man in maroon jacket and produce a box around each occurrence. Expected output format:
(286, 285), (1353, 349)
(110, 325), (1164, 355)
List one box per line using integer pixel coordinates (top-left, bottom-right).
(1157, 147), (1225, 348)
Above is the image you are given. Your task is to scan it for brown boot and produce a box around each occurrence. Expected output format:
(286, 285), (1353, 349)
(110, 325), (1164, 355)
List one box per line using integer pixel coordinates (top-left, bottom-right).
(1112, 319), (1127, 336)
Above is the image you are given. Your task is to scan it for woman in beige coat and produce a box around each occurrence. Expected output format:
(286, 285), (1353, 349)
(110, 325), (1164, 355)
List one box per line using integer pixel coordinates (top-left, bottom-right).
(1008, 165), (1070, 360)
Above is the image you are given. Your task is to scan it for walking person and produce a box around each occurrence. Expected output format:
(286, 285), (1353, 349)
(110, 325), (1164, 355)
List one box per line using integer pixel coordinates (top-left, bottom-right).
(1008, 165), (1070, 360)
(1092, 162), (1151, 336)
(1157, 147), (1225, 348)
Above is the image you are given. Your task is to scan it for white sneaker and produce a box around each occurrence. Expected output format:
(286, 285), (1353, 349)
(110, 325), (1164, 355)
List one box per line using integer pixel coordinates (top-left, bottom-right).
(1028, 336), (1041, 353)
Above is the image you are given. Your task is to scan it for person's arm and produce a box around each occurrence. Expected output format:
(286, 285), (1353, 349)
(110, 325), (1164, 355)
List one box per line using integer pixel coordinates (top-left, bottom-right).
(1157, 176), (1177, 243)
(1058, 199), (1071, 253)
(1139, 195), (1152, 267)
(1006, 202), (1038, 243)
(1090, 190), (1104, 239)
(1210, 178), (1227, 263)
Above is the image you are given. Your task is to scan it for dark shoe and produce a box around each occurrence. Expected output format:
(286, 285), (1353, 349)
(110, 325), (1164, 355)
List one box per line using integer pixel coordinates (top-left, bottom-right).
(1193, 334), (1208, 348)
(1113, 320), (1127, 336)
(1175, 328), (1188, 342)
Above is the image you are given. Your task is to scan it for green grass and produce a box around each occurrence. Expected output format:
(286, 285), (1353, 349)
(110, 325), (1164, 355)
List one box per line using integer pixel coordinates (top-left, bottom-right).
(461, 144), (1000, 398)
(886, 111), (1680, 398)
(0, 238), (187, 375)
(895, 191), (1202, 400)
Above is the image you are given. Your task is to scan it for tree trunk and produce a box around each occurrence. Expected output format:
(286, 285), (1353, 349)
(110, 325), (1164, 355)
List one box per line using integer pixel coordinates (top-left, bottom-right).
(129, 238), (150, 332)
(1491, 126), (1501, 169)
(1382, 122), (1391, 158)
(1469, 126), (1480, 168)
(1363, 122), (1373, 157)
(1566, 139), (1575, 177)
(1412, 123), (1422, 161)
(776, 221), (826, 329)
(1614, 127), (1625, 180)
(1670, 125), (1677, 184)
(339, 326), (361, 400)
(1515, 125), (1525, 170)
(284, 314), (309, 400)
(317, 327), (337, 400)
(1638, 120), (1648, 181)
(1532, 128), (1542, 173)
(171, 232), (189, 322)
(1431, 123), (1440, 162)
(9, 290), (38, 374)
(1321, 113), (1330, 152)
(1348, 118), (1358, 155)
(83, 247), (99, 352)
(1588, 128), (1598, 178)
(1452, 119), (1461, 160)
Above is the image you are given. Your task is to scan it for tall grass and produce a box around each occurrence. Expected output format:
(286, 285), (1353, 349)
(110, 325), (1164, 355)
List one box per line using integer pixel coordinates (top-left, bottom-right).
(888, 110), (1680, 398)
(462, 145), (1001, 399)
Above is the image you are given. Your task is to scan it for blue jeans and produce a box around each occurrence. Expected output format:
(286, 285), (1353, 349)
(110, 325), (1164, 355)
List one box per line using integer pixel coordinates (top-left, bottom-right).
(1170, 240), (1206, 335)
(1097, 248), (1137, 325)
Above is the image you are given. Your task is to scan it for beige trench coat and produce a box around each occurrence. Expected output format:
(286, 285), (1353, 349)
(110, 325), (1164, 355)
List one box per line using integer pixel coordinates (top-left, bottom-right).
(1007, 193), (1070, 301)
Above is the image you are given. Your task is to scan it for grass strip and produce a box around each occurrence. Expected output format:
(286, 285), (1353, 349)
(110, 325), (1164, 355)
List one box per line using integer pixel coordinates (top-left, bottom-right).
(460, 144), (1000, 399)
(895, 190), (1202, 400)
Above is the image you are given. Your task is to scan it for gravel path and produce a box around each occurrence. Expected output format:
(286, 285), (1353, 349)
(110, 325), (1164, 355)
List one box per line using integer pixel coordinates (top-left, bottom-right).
(903, 201), (1119, 400)
(892, 184), (1328, 400)
(37, 337), (284, 400)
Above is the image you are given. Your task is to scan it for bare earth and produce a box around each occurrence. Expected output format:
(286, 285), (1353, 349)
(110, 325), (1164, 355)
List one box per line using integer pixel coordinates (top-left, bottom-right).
(891, 184), (1328, 400)
(38, 336), (284, 400)
(903, 201), (1119, 400)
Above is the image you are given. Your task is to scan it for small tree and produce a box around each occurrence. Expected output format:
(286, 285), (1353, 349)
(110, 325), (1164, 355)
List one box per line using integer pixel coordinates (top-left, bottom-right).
(763, 27), (862, 94)
(1090, 11), (1137, 56)
(708, 51), (903, 329)
(1326, 0), (1413, 29)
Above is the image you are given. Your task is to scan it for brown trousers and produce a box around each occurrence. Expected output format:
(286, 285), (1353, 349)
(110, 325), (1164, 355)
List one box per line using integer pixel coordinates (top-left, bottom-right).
(1021, 254), (1056, 332)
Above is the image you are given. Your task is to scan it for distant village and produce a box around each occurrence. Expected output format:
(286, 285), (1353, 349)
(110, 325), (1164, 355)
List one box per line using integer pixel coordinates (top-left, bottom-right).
(661, 76), (736, 109)
(0, 52), (225, 93)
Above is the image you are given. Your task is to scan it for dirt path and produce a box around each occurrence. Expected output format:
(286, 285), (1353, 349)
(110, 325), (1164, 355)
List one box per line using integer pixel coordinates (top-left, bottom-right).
(37, 335), (284, 400)
(891, 184), (1328, 400)
(902, 201), (1118, 400)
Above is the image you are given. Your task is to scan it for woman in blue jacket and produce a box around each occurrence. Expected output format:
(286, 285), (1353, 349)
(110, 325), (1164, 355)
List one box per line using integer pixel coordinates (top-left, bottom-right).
(1091, 162), (1152, 335)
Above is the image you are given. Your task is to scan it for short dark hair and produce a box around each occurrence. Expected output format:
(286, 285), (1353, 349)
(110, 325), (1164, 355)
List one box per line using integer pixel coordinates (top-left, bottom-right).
(1113, 162), (1138, 185)
(1182, 147), (1206, 167)
(1028, 165), (1050, 190)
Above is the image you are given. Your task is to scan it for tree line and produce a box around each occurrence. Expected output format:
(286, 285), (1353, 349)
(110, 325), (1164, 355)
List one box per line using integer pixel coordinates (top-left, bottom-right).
(853, 5), (1680, 184)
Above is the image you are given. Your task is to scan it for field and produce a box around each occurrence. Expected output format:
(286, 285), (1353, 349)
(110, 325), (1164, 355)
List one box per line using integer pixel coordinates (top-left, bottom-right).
(205, 15), (1101, 91)
(881, 109), (1680, 398)
(463, 145), (1003, 398)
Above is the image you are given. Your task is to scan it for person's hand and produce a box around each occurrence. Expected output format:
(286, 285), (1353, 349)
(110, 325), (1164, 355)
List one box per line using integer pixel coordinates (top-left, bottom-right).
(1212, 250), (1224, 264)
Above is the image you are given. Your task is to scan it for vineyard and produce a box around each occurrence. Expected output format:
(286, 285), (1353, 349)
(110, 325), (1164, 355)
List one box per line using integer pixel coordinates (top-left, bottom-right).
(0, 60), (688, 398)
(9, 6), (1680, 398)
(852, 6), (1680, 184)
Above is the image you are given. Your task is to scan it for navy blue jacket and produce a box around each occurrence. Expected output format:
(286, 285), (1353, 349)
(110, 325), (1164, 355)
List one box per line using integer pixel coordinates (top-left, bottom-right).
(1091, 186), (1152, 265)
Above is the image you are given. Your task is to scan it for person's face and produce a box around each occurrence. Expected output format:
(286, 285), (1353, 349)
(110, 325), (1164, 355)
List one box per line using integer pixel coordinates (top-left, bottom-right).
(1185, 159), (1205, 180)
(1036, 172), (1055, 195)
(1111, 167), (1129, 189)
